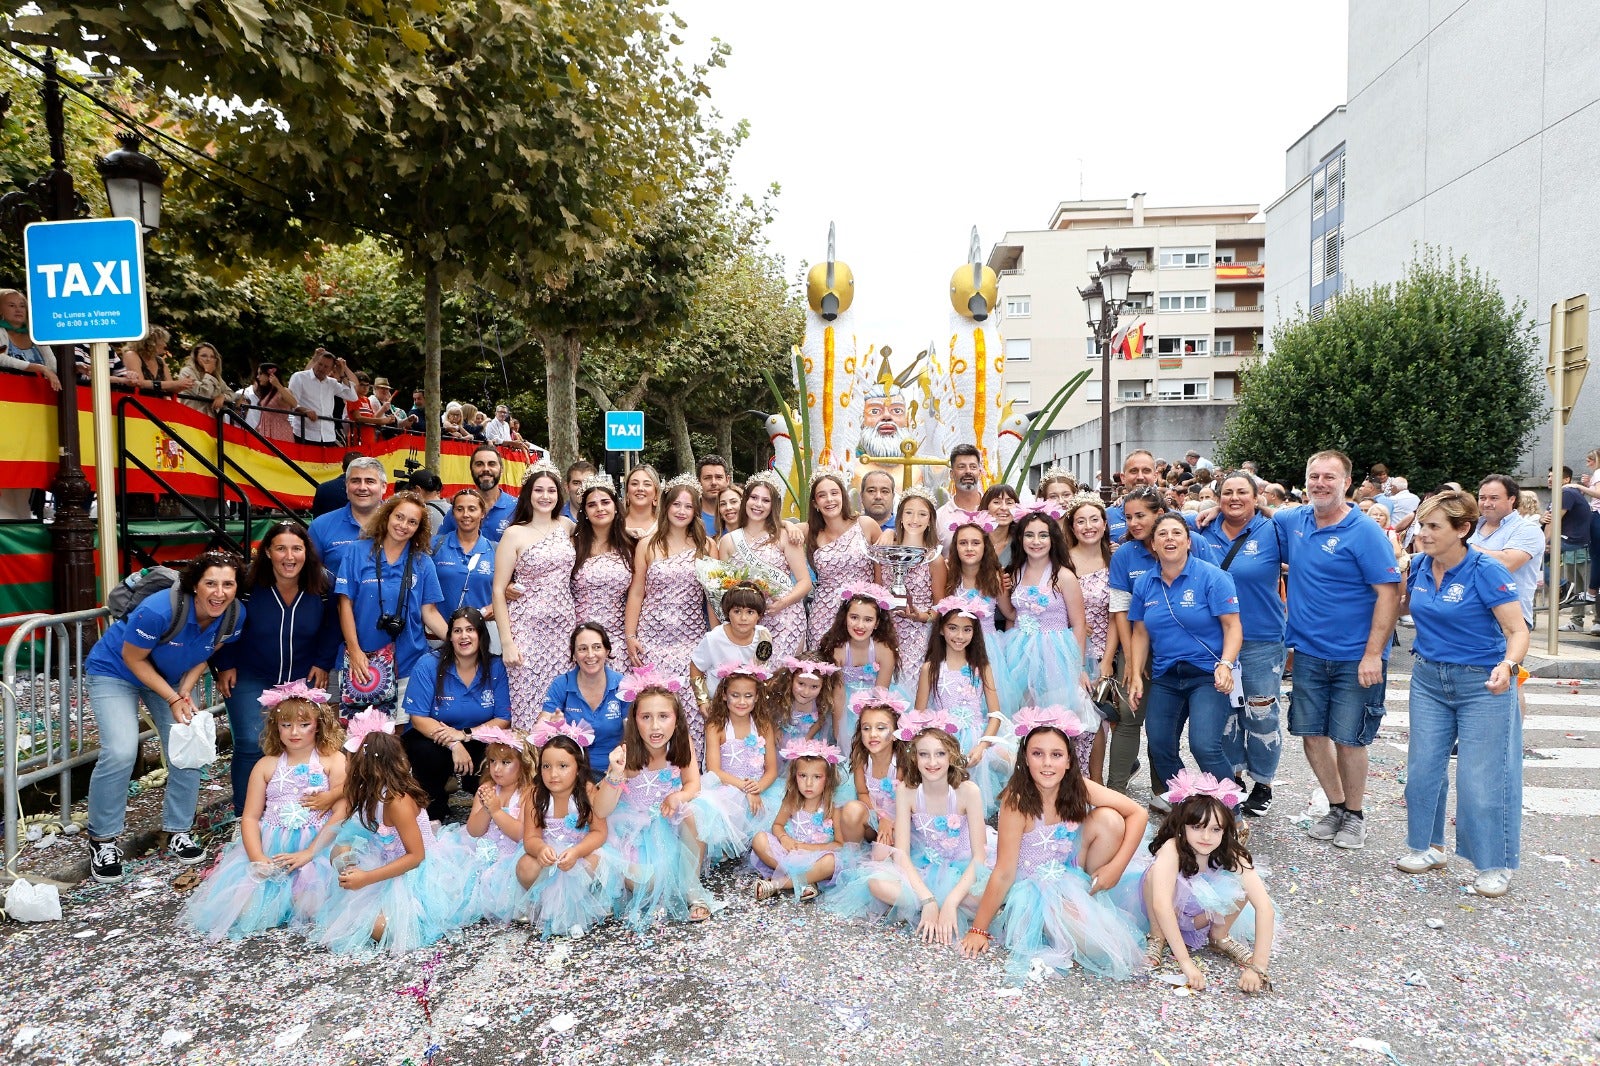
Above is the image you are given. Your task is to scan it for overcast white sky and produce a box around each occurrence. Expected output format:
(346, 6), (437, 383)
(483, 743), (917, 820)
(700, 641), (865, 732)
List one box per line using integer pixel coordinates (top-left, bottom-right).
(671, 0), (1349, 359)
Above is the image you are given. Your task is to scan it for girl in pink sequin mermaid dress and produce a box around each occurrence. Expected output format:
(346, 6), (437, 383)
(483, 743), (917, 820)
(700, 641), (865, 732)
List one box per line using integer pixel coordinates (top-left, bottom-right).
(570, 473), (636, 669)
(494, 464), (577, 730)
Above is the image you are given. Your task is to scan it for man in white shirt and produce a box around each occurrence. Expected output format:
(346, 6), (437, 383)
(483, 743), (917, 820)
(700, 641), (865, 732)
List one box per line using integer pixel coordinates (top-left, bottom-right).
(1381, 476), (1422, 542)
(1469, 474), (1545, 629)
(484, 404), (513, 446)
(288, 348), (358, 445)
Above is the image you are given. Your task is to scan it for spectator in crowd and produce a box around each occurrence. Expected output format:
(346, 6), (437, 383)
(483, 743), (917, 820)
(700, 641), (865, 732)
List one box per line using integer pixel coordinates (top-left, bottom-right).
(236, 363), (297, 442)
(400, 606), (511, 821)
(935, 444), (984, 547)
(127, 327), (185, 398)
(440, 444), (518, 539)
(309, 456), (388, 576)
(310, 451), (363, 519)
(288, 348), (358, 445)
(1278, 450), (1401, 851)
(697, 454), (732, 535)
(83, 551), (247, 882)
(484, 404), (513, 446)
(460, 403), (487, 442)
(1398, 490), (1529, 898)
(858, 469), (897, 529)
(348, 371), (396, 446)
(1106, 450), (1160, 541)
(409, 387), (427, 431)
(174, 341), (232, 414)
(1549, 466), (1591, 624)
(506, 417), (535, 454)
(1578, 448), (1600, 624)
(1184, 447), (1211, 472)
(372, 378), (415, 437)
(73, 341), (134, 384)
(1470, 475), (1544, 634)
(1367, 462), (1392, 494)
(1381, 476), (1421, 543)
(442, 401), (473, 441)
(0, 287), (61, 391)
(408, 469), (449, 528)
(563, 460), (596, 520)
(623, 464), (660, 537)
(432, 487), (499, 648)
(211, 522), (341, 814)
(540, 622), (628, 779)
(1263, 483), (1291, 509)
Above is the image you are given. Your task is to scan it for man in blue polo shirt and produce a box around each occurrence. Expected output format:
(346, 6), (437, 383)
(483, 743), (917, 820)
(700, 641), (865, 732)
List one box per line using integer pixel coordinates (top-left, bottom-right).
(1105, 449), (1159, 543)
(307, 456), (387, 577)
(438, 444), (519, 539)
(1276, 449), (1401, 851)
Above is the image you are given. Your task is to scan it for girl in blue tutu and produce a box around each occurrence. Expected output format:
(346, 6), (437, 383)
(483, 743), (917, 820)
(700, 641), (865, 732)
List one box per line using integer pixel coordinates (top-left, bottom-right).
(958, 707), (1150, 981)
(826, 709), (992, 942)
(182, 681), (347, 941)
(1142, 771), (1277, 992)
(818, 585), (899, 748)
(309, 711), (467, 954)
(1000, 506), (1096, 769)
(439, 725), (533, 927)
(915, 596), (1012, 815)
(594, 668), (727, 926)
(700, 661), (783, 858)
(751, 738), (848, 903)
(836, 688), (904, 844)
(772, 652), (839, 750)
(507, 719), (624, 937)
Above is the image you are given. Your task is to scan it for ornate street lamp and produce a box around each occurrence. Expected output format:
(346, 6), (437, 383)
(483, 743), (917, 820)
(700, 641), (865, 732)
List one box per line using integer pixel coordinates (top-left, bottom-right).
(1082, 248), (1136, 502)
(96, 132), (166, 232)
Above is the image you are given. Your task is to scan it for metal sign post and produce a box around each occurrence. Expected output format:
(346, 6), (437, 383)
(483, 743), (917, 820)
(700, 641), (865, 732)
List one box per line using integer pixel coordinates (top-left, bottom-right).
(1545, 294), (1590, 655)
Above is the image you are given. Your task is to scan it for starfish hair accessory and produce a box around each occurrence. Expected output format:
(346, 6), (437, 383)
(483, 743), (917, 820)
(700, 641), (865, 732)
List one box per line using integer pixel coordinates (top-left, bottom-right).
(259, 679), (330, 708)
(932, 594), (993, 621)
(528, 718), (595, 749)
(712, 660), (774, 683)
(1162, 769), (1245, 808)
(894, 708), (960, 742)
(1012, 705), (1084, 739)
(618, 665), (685, 702)
(836, 582), (895, 610)
(848, 686), (909, 717)
(778, 737), (842, 764)
(944, 508), (996, 534)
(344, 708), (396, 752)
(473, 725), (531, 750)
(778, 655), (840, 679)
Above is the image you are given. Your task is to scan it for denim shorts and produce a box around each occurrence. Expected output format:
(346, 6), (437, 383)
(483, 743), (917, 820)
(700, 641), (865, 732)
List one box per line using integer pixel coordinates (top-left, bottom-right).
(1287, 652), (1387, 747)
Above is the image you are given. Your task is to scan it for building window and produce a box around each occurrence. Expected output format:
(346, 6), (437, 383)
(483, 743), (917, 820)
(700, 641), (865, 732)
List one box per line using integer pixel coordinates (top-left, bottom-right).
(1157, 379), (1210, 401)
(1004, 380), (1031, 406)
(1086, 336), (1100, 359)
(1157, 336), (1208, 356)
(1312, 167), (1327, 219)
(1119, 384), (1145, 401)
(1006, 337), (1032, 361)
(1123, 293), (1151, 311)
(1159, 248), (1211, 269)
(1214, 250), (1235, 264)
(1005, 295), (1031, 318)
(1214, 337), (1235, 355)
(1083, 381), (1103, 403)
(1158, 292), (1208, 312)
(1324, 227), (1342, 277)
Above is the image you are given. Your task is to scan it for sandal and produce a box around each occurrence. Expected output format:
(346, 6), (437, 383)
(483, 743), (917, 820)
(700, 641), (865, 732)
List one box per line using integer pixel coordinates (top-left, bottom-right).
(797, 884), (818, 904)
(754, 879), (783, 903)
(1145, 930), (1168, 969)
(688, 901), (713, 922)
(1209, 933), (1253, 967)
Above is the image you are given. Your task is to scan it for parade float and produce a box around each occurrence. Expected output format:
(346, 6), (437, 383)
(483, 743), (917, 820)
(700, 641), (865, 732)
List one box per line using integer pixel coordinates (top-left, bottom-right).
(762, 225), (1090, 516)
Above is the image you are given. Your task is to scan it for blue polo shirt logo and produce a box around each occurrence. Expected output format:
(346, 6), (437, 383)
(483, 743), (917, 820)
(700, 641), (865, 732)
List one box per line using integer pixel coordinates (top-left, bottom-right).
(1442, 583), (1466, 603)
(479, 690), (496, 708)
(1180, 589), (1197, 606)
(1242, 540), (1260, 556)
(1321, 536), (1340, 554)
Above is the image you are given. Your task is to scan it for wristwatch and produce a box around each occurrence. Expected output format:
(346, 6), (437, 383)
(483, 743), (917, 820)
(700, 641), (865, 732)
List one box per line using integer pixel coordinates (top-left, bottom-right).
(1216, 660), (1238, 671)
(1500, 659), (1520, 671)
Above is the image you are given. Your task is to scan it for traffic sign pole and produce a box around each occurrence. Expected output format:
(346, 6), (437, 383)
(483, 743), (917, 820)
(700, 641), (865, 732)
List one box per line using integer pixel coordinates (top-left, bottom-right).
(91, 341), (119, 591)
(1548, 305), (1565, 656)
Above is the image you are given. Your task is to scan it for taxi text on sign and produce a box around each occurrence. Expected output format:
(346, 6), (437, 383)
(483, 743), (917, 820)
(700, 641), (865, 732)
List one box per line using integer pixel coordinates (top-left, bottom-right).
(605, 410), (645, 452)
(23, 218), (149, 346)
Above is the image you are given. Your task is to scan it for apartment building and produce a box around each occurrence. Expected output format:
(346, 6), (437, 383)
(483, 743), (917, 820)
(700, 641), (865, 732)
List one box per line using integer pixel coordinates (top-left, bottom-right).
(987, 194), (1265, 482)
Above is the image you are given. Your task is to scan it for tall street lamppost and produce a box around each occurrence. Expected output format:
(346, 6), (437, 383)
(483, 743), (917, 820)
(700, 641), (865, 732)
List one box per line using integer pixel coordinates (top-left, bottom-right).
(0, 50), (165, 612)
(1080, 248), (1135, 503)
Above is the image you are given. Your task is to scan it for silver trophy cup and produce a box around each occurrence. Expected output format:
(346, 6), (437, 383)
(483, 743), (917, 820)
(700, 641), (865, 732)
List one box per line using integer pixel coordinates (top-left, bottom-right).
(868, 544), (931, 610)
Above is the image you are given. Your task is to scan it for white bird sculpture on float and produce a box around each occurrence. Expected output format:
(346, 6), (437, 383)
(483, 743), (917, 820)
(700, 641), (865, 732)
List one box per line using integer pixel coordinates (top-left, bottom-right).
(797, 223), (870, 476)
(996, 402), (1028, 478)
(764, 411), (796, 490)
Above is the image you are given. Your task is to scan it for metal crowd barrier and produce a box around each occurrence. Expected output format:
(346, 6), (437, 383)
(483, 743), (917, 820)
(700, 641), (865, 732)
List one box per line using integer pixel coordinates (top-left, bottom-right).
(1, 608), (223, 876)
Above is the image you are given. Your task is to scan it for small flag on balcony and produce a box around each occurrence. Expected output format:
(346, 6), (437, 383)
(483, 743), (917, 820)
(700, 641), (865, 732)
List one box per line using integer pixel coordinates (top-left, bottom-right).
(1216, 263), (1265, 280)
(1159, 356), (1183, 370)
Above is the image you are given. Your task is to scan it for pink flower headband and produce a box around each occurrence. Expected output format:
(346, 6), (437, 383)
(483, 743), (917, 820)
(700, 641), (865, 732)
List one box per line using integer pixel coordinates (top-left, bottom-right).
(894, 708), (960, 742)
(343, 708), (396, 752)
(1162, 769), (1245, 808)
(1012, 705), (1084, 739)
(777, 655), (840, 680)
(473, 725), (529, 751)
(259, 679), (330, 708)
(1011, 499), (1065, 523)
(848, 687), (909, 716)
(779, 737), (843, 764)
(932, 594), (993, 621)
(944, 508), (997, 534)
(618, 665), (685, 702)
(837, 582), (895, 610)
(528, 717), (595, 749)
(712, 660), (773, 683)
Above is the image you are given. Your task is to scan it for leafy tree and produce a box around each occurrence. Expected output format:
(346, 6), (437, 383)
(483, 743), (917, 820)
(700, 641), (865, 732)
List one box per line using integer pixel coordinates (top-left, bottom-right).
(1217, 251), (1542, 490)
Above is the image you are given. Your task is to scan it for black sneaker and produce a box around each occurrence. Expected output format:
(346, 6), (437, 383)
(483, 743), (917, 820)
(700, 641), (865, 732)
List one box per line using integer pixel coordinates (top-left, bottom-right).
(167, 831), (206, 866)
(1238, 783), (1274, 817)
(89, 838), (124, 883)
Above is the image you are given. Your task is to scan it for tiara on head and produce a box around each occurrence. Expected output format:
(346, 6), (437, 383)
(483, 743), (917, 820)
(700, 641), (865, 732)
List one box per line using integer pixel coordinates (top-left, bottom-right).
(712, 660), (773, 683)
(932, 594), (993, 621)
(528, 717), (595, 749)
(944, 508), (997, 534)
(473, 725), (530, 750)
(893, 708), (960, 742)
(778, 737), (842, 764)
(523, 458), (562, 483)
(899, 485), (938, 509)
(777, 655), (840, 679)
(809, 466), (850, 490)
(1162, 769), (1244, 808)
(848, 686), (909, 717)
(746, 470), (786, 500)
(837, 582), (895, 610)
(259, 679), (330, 708)
(1039, 465), (1074, 484)
(661, 472), (700, 494)
(344, 708), (396, 752)
(579, 471), (618, 497)
(1012, 705), (1084, 739)
(1062, 491), (1105, 514)
(618, 665), (686, 702)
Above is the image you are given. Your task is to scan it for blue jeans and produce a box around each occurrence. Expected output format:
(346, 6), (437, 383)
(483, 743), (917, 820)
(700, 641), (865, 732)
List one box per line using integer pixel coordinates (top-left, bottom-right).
(1144, 661), (1245, 789)
(224, 674), (271, 816)
(86, 674), (201, 839)
(1237, 640), (1286, 783)
(1404, 658), (1522, 870)
(1288, 653), (1387, 747)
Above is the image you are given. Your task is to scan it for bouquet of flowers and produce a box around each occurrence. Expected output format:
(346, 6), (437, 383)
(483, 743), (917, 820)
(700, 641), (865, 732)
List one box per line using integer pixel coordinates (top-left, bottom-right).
(695, 556), (793, 620)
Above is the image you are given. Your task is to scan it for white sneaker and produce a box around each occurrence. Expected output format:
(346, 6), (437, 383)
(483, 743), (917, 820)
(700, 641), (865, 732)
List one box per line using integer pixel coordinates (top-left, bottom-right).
(1395, 848), (1447, 874)
(1560, 621), (1583, 632)
(1589, 623), (1600, 636)
(1396, 615), (1415, 628)
(1473, 869), (1512, 897)
(1148, 793), (1171, 814)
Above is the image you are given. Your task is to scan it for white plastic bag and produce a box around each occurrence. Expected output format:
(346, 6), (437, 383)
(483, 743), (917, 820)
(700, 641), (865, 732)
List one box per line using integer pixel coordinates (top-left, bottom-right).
(168, 710), (217, 770)
(5, 877), (62, 922)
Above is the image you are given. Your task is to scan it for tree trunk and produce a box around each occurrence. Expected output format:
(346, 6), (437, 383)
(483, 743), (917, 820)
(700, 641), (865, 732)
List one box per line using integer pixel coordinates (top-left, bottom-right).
(715, 415), (734, 473)
(424, 260), (442, 472)
(665, 397), (694, 475)
(541, 330), (582, 469)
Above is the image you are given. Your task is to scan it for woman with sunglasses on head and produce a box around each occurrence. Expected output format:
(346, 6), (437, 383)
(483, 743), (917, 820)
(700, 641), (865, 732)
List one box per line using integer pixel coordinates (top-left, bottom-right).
(213, 523), (342, 815)
(431, 488), (499, 653)
(1104, 486), (1167, 801)
(571, 472), (637, 671)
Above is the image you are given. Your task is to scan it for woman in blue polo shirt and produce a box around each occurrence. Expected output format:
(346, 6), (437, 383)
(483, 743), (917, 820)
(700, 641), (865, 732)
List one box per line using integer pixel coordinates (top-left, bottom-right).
(84, 552), (247, 883)
(400, 606), (511, 819)
(541, 622), (627, 779)
(1198, 473), (1287, 817)
(335, 492), (446, 711)
(1398, 491), (1529, 898)
(431, 487), (498, 652)
(1104, 485), (1165, 797)
(1127, 514), (1243, 797)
